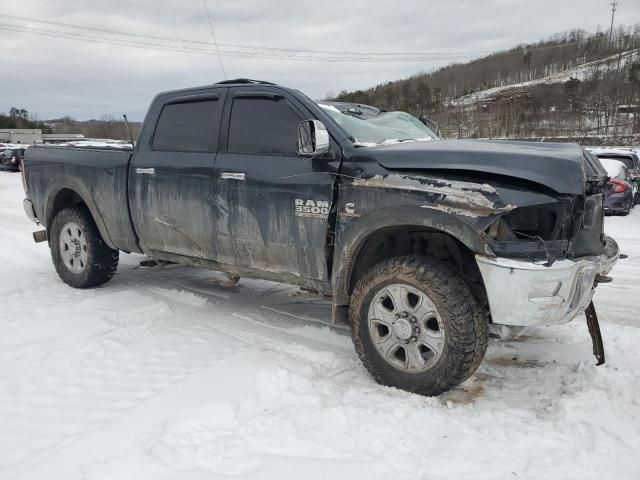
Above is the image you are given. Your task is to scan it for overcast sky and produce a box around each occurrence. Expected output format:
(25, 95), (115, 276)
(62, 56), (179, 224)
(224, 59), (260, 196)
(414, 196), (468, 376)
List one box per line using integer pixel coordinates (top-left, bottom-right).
(2, 0), (639, 121)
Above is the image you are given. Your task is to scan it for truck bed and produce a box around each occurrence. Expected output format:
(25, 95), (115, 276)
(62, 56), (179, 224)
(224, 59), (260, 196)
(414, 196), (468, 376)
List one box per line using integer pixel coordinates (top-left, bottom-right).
(24, 144), (140, 253)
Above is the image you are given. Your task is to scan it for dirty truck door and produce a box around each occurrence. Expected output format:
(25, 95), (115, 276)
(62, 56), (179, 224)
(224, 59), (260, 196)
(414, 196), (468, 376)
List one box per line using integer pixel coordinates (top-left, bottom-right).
(130, 90), (225, 259)
(213, 88), (337, 281)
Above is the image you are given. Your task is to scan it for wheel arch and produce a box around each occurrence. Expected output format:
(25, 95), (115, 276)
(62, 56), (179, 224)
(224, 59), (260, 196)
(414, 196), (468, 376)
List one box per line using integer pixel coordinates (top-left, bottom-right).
(331, 208), (491, 324)
(44, 179), (117, 250)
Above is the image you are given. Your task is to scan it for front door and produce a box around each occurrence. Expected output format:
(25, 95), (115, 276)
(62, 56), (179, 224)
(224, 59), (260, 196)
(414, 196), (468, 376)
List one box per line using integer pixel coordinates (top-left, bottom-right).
(130, 89), (226, 259)
(212, 87), (339, 281)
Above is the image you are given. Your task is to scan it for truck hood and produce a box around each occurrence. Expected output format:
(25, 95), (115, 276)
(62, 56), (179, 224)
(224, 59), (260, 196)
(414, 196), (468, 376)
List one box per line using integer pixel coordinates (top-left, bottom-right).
(368, 139), (591, 195)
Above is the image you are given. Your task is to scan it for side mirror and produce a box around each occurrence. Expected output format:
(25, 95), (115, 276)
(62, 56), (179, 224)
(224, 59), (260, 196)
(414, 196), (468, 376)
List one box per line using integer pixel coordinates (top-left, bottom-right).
(629, 169), (640, 181)
(298, 120), (329, 156)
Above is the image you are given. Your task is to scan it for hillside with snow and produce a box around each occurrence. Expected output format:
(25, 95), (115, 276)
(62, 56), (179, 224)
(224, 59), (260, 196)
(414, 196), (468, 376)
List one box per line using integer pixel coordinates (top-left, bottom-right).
(449, 49), (639, 109)
(335, 28), (640, 142)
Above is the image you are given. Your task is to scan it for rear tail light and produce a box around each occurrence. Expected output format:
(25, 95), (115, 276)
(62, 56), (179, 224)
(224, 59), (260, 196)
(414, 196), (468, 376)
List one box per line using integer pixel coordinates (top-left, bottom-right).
(610, 179), (627, 194)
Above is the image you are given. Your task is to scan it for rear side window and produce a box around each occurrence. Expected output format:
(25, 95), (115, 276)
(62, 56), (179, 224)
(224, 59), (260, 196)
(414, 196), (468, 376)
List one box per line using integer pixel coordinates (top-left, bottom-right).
(598, 155), (633, 170)
(227, 97), (300, 154)
(153, 98), (220, 152)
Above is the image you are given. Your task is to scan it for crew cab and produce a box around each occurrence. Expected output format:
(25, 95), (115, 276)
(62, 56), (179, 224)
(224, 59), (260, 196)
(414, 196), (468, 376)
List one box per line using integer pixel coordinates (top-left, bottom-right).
(21, 79), (619, 396)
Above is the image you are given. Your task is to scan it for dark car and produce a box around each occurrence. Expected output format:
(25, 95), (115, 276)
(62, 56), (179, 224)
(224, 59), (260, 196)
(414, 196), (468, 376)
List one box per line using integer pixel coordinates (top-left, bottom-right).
(600, 158), (634, 215)
(0, 147), (25, 172)
(588, 147), (640, 204)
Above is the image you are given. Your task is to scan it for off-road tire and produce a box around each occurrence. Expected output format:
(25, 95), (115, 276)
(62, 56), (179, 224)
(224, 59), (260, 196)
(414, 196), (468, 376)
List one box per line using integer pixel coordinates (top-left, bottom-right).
(349, 255), (488, 396)
(49, 206), (119, 288)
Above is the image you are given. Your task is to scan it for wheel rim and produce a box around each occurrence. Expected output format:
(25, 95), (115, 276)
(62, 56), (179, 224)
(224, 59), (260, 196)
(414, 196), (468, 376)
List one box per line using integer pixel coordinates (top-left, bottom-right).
(367, 283), (445, 373)
(59, 221), (88, 274)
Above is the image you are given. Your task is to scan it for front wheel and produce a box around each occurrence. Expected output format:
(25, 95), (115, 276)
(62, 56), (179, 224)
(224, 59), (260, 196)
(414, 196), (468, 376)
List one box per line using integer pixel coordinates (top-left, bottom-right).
(349, 256), (488, 396)
(49, 206), (119, 288)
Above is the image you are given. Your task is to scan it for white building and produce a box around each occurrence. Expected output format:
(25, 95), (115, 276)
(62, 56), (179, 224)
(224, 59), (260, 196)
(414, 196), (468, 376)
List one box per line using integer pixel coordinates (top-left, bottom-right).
(0, 129), (42, 145)
(42, 133), (86, 144)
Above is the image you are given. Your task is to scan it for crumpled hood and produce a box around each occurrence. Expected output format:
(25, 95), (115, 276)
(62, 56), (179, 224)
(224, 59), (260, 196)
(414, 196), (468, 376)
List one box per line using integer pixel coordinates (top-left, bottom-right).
(368, 139), (590, 195)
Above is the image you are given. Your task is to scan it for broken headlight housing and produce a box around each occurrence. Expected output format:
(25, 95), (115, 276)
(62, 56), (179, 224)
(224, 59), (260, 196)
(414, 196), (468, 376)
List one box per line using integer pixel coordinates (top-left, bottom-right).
(485, 202), (574, 262)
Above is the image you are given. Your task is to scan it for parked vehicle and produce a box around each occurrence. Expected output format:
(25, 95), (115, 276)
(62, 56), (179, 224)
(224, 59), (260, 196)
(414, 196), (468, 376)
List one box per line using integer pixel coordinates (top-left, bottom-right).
(21, 79), (618, 396)
(0, 146), (26, 172)
(600, 159), (634, 215)
(587, 147), (640, 204)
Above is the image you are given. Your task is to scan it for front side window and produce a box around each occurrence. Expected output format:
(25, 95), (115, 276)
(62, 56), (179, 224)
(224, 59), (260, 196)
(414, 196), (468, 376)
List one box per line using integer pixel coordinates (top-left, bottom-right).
(227, 97), (300, 154)
(153, 98), (220, 152)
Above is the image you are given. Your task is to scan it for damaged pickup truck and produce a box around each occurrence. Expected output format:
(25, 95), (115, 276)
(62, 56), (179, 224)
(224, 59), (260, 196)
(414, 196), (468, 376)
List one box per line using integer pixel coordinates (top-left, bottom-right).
(21, 79), (619, 396)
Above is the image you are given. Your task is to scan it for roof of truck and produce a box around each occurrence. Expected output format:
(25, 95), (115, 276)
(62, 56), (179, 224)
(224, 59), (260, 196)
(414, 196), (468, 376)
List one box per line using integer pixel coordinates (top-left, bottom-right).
(153, 79), (292, 100)
(214, 78), (275, 85)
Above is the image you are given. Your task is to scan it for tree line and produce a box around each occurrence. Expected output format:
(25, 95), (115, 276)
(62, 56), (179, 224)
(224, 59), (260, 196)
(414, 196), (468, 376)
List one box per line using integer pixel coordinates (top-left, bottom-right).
(0, 107), (51, 132)
(0, 108), (140, 141)
(49, 115), (141, 141)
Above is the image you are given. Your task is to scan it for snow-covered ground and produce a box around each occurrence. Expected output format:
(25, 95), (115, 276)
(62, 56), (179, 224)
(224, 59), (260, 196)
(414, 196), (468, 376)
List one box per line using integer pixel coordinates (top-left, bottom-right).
(1, 171), (639, 480)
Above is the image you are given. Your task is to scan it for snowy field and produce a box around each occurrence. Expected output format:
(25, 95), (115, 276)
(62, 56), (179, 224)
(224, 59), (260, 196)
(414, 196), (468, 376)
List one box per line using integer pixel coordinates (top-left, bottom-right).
(1, 171), (639, 480)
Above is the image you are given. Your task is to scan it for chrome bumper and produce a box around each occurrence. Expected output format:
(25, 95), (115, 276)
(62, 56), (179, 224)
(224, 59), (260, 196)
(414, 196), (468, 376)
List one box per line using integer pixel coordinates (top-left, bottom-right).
(476, 236), (619, 327)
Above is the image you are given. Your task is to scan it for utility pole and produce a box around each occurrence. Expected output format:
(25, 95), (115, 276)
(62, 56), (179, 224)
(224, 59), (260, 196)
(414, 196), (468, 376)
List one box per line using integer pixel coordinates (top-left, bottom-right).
(609, 1), (618, 47)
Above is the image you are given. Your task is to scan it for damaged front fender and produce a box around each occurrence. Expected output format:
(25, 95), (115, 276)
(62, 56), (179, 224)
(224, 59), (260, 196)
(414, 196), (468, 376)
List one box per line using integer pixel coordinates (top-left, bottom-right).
(351, 174), (517, 218)
(330, 170), (579, 312)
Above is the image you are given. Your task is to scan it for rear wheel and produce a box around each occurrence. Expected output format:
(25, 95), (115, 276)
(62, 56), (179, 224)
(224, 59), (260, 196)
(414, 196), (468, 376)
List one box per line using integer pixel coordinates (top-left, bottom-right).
(349, 256), (488, 396)
(50, 206), (119, 288)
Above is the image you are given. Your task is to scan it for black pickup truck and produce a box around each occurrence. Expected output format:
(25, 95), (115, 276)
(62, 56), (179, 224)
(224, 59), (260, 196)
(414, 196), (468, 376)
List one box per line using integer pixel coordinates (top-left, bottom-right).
(22, 79), (619, 396)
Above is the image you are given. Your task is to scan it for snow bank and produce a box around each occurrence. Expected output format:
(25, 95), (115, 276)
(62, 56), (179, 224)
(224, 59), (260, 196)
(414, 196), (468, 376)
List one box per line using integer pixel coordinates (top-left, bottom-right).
(55, 141), (132, 149)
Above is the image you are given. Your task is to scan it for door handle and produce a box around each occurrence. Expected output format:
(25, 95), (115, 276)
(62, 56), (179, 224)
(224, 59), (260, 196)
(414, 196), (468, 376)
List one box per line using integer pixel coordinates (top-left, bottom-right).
(136, 168), (155, 175)
(221, 172), (246, 181)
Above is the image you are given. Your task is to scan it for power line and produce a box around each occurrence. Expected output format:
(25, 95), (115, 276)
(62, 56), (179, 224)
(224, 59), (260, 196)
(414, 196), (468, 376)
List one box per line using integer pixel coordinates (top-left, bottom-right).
(0, 13), (491, 58)
(202, 0), (226, 79)
(0, 22), (487, 62)
(0, 14), (612, 64)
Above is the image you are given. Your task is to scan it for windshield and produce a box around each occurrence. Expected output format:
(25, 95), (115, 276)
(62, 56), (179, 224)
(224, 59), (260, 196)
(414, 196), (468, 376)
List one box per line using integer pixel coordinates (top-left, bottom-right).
(318, 104), (438, 146)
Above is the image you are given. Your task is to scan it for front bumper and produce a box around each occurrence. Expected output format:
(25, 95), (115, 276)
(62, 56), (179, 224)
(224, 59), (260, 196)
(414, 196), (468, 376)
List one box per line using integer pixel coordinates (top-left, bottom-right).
(476, 235), (619, 327)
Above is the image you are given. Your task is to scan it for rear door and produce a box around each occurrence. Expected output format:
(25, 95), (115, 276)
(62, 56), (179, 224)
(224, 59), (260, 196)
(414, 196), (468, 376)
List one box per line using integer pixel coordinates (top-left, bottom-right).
(212, 87), (339, 281)
(130, 89), (226, 259)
